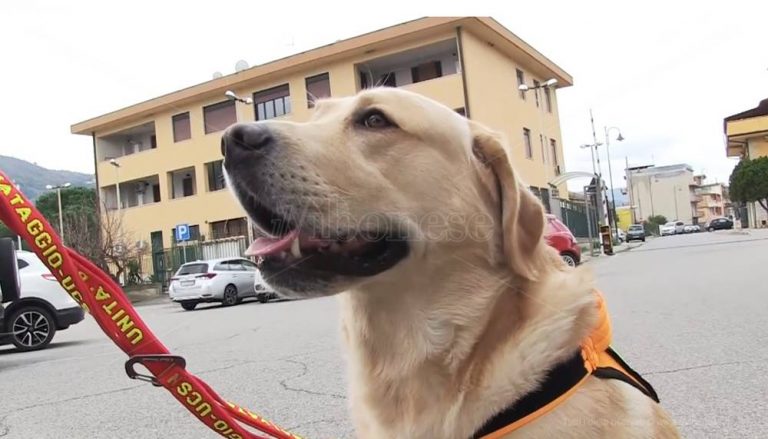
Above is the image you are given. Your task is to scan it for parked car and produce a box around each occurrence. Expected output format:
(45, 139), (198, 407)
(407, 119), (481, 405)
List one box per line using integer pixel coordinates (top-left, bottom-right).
(0, 242), (85, 352)
(544, 214), (581, 267)
(659, 222), (677, 236)
(683, 224), (702, 233)
(706, 217), (734, 231)
(626, 224), (646, 242)
(169, 257), (269, 310)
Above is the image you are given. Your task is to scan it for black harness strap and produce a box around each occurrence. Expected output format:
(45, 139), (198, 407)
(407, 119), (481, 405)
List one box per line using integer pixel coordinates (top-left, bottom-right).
(471, 350), (588, 439)
(471, 348), (660, 438)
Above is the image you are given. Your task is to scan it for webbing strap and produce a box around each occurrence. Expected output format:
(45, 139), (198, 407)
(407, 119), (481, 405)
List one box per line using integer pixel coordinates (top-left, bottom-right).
(0, 171), (302, 439)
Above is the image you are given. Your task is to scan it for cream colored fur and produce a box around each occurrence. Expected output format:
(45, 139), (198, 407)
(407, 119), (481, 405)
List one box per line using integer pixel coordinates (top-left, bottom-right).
(242, 87), (680, 438)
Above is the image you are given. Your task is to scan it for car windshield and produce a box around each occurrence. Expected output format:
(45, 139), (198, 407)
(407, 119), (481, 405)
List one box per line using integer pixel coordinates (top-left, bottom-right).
(629, 226), (643, 231)
(177, 263), (208, 275)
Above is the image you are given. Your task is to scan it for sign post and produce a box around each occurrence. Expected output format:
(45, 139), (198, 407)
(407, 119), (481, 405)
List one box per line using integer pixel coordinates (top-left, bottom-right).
(175, 224), (191, 264)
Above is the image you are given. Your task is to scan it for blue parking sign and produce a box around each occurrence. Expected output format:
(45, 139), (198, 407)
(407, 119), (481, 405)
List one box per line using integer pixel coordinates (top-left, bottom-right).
(175, 224), (190, 242)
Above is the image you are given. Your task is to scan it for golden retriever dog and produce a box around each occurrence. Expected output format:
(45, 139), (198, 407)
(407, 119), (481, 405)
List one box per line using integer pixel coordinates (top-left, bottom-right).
(221, 87), (680, 438)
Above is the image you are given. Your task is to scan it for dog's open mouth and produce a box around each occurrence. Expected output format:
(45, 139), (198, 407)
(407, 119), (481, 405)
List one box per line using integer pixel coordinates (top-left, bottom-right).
(241, 194), (409, 278)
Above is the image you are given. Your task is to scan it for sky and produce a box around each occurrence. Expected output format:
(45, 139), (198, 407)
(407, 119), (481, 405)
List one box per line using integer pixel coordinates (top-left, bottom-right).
(1, 1), (767, 192)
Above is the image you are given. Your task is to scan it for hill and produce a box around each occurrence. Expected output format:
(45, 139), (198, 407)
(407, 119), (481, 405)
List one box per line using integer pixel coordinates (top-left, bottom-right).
(0, 155), (94, 201)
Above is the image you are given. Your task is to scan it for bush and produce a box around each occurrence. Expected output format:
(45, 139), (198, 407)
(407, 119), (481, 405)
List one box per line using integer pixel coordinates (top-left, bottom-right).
(643, 215), (667, 236)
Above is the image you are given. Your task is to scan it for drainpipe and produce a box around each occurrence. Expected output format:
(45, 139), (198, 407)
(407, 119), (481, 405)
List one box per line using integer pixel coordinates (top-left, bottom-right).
(455, 26), (471, 118)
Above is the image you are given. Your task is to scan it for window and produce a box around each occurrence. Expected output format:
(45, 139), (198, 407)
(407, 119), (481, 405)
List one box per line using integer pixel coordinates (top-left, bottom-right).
(203, 101), (236, 134)
(378, 72), (397, 87)
(150, 135), (157, 149)
(253, 84), (291, 120)
(533, 80), (540, 107)
(172, 112), (191, 142)
(241, 260), (258, 271)
(306, 73), (331, 108)
(169, 167), (196, 199)
(545, 87), (553, 113)
(516, 69), (526, 99)
(210, 217), (248, 240)
(206, 160), (225, 191)
(550, 139), (559, 167)
(523, 128), (533, 159)
(411, 60), (442, 83)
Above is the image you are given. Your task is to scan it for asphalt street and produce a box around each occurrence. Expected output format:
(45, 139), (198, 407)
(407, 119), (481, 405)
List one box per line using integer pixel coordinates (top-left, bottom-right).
(1, 229), (766, 438)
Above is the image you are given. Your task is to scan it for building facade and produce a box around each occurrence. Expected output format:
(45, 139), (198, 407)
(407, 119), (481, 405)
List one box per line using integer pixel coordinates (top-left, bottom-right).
(725, 98), (768, 228)
(71, 17), (574, 278)
(695, 181), (728, 225)
(626, 164), (700, 225)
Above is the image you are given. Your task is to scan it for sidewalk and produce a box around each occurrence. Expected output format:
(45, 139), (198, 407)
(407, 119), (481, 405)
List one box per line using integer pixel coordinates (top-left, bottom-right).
(580, 240), (644, 264)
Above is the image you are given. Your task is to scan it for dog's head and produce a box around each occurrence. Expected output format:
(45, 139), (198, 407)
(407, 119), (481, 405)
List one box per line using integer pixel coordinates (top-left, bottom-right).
(222, 87), (551, 298)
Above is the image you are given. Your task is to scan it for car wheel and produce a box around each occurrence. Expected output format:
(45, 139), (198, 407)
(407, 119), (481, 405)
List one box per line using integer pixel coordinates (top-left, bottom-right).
(222, 284), (239, 306)
(641, 238), (645, 242)
(8, 306), (56, 351)
(180, 301), (198, 311)
(561, 253), (577, 267)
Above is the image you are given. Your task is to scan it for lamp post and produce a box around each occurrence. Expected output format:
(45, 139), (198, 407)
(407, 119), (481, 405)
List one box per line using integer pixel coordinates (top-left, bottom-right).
(109, 159), (121, 213)
(604, 126), (624, 241)
(45, 183), (72, 244)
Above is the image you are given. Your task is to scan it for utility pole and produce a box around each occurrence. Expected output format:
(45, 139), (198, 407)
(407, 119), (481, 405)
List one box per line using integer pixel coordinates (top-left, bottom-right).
(589, 109), (606, 227)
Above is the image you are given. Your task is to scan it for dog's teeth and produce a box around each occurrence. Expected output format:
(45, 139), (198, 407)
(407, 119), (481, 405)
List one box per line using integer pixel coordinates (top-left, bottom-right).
(291, 237), (302, 258)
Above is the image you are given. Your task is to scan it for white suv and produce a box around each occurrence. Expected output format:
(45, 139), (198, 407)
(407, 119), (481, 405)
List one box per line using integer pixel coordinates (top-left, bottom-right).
(168, 257), (276, 310)
(1, 245), (85, 351)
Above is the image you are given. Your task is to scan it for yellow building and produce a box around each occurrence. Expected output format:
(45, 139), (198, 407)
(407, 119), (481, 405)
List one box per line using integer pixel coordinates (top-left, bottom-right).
(71, 17), (573, 279)
(725, 98), (768, 228)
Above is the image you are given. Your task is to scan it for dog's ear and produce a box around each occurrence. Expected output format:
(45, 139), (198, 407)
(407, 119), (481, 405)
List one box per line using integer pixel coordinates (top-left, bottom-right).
(470, 120), (549, 281)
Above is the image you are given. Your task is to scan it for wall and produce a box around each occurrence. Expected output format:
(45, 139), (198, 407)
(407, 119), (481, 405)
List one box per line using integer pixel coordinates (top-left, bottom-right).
(460, 30), (566, 195)
(630, 170), (695, 224)
(747, 137), (768, 158)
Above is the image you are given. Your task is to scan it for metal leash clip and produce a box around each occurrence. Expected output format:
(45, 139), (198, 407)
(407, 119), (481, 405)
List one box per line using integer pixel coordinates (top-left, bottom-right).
(125, 354), (187, 387)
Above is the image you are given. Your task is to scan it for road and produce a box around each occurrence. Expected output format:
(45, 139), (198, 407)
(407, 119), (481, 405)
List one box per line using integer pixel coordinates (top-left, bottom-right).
(1, 229), (766, 438)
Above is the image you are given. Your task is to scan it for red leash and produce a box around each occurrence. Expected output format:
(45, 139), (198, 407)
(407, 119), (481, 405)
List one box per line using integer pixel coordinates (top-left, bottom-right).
(0, 171), (303, 439)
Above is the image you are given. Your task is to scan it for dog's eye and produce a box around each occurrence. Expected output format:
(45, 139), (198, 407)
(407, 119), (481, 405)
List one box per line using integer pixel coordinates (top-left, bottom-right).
(360, 110), (394, 129)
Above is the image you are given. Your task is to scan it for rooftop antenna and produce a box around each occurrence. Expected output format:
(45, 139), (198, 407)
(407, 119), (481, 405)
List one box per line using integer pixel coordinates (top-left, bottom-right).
(235, 60), (249, 72)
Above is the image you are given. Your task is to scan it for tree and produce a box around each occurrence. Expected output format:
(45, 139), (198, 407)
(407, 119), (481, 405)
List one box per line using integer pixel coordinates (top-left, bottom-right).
(34, 187), (147, 284)
(729, 156), (768, 214)
(643, 214), (667, 236)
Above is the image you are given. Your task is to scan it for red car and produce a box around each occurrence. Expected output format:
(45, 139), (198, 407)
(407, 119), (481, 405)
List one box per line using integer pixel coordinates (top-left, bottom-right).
(544, 214), (581, 266)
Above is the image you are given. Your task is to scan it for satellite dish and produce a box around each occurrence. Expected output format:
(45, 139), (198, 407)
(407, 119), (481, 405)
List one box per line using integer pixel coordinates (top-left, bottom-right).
(235, 60), (249, 72)
(212, 71), (223, 79)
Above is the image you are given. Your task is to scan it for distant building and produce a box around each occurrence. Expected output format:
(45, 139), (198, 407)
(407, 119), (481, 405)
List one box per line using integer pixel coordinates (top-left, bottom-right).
(695, 180), (729, 225)
(724, 98), (768, 228)
(626, 164), (700, 224)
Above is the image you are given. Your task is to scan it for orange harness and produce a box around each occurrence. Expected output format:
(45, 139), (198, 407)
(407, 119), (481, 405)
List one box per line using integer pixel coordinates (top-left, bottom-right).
(473, 292), (660, 438)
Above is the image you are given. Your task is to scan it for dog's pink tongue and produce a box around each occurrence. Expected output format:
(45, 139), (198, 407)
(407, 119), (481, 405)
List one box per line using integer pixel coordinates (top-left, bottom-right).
(245, 229), (299, 256)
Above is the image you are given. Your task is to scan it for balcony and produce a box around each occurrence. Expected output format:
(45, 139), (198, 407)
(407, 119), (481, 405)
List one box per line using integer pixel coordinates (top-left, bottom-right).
(168, 167), (197, 200)
(96, 122), (156, 163)
(356, 39), (461, 90)
(102, 174), (160, 210)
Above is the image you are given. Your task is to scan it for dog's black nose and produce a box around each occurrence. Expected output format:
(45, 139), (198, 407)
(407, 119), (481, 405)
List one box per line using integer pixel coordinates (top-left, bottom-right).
(221, 123), (274, 156)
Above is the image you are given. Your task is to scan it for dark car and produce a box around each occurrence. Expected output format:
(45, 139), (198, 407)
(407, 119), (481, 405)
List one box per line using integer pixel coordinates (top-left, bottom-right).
(544, 214), (581, 267)
(706, 217), (734, 231)
(626, 224), (646, 242)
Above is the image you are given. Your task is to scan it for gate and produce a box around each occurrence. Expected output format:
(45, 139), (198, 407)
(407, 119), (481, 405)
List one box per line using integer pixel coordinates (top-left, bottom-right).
(559, 199), (598, 238)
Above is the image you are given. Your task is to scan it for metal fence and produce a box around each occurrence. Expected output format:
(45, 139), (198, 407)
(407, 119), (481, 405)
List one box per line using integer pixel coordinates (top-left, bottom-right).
(151, 235), (248, 286)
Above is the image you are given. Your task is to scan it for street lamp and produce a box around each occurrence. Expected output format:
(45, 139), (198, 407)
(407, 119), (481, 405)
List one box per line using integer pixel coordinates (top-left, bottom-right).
(109, 159), (121, 212)
(45, 182), (71, 243)
(604, 126), (625, 241)
(225, 90), (253, 105)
